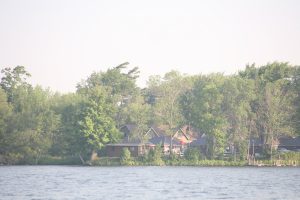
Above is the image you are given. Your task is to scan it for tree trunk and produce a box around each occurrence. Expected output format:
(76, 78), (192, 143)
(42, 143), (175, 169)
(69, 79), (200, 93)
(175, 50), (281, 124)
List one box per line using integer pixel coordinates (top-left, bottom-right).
(90, 150), (98, 161)
(79, 153), (85, 165)
(35, 150), (41, 165)
(270, 130), (273, 162)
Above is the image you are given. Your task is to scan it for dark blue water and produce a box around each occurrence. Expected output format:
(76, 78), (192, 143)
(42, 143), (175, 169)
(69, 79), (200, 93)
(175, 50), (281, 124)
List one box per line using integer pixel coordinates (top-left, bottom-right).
(0, 166), (299, 199)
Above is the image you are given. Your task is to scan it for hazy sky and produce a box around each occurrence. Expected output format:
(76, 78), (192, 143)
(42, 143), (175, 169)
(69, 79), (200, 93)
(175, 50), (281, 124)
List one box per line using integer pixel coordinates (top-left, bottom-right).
(1, 0), (300, 93)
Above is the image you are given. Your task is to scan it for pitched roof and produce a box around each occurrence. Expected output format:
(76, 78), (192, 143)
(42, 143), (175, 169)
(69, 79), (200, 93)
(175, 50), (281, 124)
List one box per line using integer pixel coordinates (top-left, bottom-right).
(180, 125), (201, 138)
(279, 136), (300, 147)
(119, 124), (203, 145)
(121, 124), (166, 137)
(149, 136), (182, 146)
(106, 143), (143, 147)
(150, 125), (167, 136)
(190, 135), (207, 146)
(145, 127), (161, 137)
(174, 128), (190, 140)
(120, 124), (137, 133)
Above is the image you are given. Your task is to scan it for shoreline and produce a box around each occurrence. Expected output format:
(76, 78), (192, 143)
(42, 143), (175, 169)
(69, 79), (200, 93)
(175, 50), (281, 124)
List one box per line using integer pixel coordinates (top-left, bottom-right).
(2, 160), (299, 167)
(1, 164), (299, 168)
(2, 153), (299, 167)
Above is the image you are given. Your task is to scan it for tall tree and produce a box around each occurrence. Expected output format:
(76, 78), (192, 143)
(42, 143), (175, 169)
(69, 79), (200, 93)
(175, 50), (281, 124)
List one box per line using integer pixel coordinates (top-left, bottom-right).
(123, 95), (151, 143)
(239, 62), (298, 158)
(148, 71), (192, 135)
(0, 89), (11, 154)
(79, 86), (120, 158)
(0, 66), (31, 102)
(182, 74), (227, 158)
(5, 86), (60, 164)
(221, 77), (255, 160)
(49, 93), (87, 158)
(77, 62), (140, 127)
(293, 66), (300, 134)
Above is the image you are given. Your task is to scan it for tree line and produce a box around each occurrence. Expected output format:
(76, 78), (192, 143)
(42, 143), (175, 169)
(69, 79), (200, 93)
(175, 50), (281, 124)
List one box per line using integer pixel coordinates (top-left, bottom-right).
(0, 62), (299, 164)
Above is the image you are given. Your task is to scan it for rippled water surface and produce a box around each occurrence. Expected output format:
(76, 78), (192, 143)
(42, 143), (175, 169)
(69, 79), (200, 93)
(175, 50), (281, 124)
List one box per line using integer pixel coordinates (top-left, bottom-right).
(0, 166), (299, 199)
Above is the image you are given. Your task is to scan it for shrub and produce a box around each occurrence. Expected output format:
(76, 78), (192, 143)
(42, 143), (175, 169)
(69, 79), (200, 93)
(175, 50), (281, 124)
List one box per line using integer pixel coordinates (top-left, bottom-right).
(92, 157), (120, 166)
(147, 146), (165, 166)
(38, 156), (82, 165)
(120, 148), (134, 165)
(278, 152), (300, 161)
(0, 153), (23, 165)
(165, 154), (183, 165)
(184, 148), (201, 162)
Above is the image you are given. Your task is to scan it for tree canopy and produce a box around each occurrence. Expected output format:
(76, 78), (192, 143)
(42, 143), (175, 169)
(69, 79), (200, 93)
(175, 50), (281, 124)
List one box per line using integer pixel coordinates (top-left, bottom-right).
(0, 62), (299, 164)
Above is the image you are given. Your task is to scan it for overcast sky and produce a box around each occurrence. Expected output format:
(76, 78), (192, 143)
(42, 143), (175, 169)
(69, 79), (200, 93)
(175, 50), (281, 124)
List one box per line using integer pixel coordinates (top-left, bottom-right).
(0, 0), (300, 93)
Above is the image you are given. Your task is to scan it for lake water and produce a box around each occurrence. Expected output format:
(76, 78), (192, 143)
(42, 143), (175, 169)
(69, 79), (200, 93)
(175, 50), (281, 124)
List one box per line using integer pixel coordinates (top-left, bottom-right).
(0, 166), (299, 200)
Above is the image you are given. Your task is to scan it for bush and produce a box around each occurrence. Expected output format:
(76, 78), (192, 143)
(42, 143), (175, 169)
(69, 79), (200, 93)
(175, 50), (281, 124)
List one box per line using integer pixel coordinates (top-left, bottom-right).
(197, 159), (246, 166)
(238, 142), (248, 160)
(147, 146), (165, 166)
(0, 153), (23, 165)
(91, 157), (120, 166)
(184, 148), (201, 161)
(277, 152), (300, 161)
(120, 148), (134, 165)
(38, 156), (82, 165)
(164, 154), (182, 165)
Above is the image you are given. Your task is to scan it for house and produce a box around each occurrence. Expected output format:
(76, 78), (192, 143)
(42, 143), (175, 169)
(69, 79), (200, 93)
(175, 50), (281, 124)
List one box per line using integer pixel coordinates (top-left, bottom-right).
(178, 125), (199, 143)
(106, 124), (161, 157)
(148, 125), (200, 155)
(106, 124), (202, 157)
(249, 137), (264, 155)
(106, 143), (155, 157)
(119, 124), (162, 142)
(189, 134), (208, 155)
(173, 127), (191, 145)
(248, 136), (300, 155)
(144, 126), (162, 140)
(119, 124), (138, 142)
(149, 135), (182, 155)
(278, 136), (300, 151)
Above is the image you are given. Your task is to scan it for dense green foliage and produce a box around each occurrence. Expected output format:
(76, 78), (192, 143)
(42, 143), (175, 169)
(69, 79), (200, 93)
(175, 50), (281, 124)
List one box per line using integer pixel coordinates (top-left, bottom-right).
(0, 62), (299, 165)
(184, 147), (202, 161)
(120, 148), (134, 165)
(146, 145), (164, 165)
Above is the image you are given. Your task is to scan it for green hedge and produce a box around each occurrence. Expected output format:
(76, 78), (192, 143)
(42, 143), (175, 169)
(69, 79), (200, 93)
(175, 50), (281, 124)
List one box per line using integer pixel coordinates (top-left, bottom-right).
(3, 152), (299, 166)
(91, 157), (121, 166)
(37, 156), (82, 165)
(90, 156), (247, 166)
